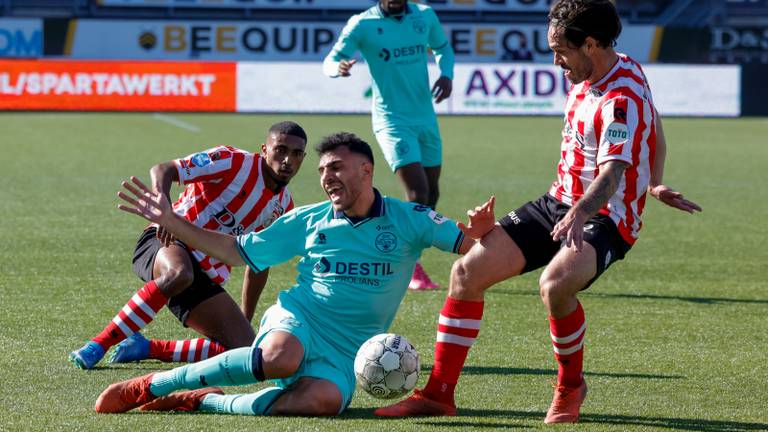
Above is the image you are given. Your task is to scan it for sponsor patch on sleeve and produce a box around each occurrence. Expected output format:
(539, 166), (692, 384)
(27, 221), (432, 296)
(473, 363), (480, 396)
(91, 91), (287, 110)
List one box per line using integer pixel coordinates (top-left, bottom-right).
(190, 152), (212, 168)
(604, 122), (629, 145)
(428, 210), (446, 224)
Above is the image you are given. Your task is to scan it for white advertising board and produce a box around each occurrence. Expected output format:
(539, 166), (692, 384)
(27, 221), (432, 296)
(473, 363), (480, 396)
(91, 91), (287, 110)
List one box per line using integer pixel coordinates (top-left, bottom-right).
(98, 0), (551, 11)
(236, 62), (741, 117)
(0, 18), (43, 58)
(68, 19), (655, 63)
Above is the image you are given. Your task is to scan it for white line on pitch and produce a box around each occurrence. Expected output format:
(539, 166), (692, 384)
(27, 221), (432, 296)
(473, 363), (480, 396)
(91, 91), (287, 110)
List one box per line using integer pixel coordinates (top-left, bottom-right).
(152, 113), (201, 132)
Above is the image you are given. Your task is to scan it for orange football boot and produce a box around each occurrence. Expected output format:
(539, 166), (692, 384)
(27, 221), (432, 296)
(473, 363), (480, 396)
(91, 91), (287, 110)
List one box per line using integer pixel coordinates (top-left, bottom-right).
(94, 373), (157, 413)
(139, 388), (224, 412)
(374, 389), (456, 417)
(544, 380), (588, 424)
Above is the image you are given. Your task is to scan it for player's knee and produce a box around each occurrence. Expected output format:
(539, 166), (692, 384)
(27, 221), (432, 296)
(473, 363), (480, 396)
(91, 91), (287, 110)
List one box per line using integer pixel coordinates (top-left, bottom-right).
(260, 338), (303, 378)
(304, 394), (341, 416)
(449, 257), (480, 297)
(539, 274), (567, 307)
(155, 267), (194, 296)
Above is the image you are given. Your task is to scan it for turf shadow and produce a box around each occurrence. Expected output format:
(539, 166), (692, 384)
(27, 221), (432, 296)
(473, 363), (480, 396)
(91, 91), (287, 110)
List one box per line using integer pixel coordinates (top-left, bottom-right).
(426, 365), (683, 380)
(584, 292), (768, 305)
(344, 408), (767, 430)
(488, 290), (768, 305)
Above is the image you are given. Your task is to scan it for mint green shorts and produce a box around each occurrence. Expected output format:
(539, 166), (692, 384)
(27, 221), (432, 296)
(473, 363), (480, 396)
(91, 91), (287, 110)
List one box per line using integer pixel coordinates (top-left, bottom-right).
(374, 123), (442, 171)
(254, 298), (356, 412)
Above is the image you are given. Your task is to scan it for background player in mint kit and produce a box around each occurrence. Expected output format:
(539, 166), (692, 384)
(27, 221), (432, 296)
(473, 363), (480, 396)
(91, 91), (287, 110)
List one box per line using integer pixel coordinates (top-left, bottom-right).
(323, 0), (455, 290)
(69, 122), (308, 369)
(376, 0), (702, 424)
(94, 132), (496, 416)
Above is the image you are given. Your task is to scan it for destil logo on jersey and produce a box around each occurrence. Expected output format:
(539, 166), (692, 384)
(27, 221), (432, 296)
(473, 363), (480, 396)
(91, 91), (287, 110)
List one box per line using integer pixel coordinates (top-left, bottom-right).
(313, 256), (395, 287)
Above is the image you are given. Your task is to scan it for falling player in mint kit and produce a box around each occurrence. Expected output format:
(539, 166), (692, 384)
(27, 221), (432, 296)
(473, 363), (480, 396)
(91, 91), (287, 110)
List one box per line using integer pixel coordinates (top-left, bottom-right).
(94, 132), (496, 416)
(323, 0), (455, 291)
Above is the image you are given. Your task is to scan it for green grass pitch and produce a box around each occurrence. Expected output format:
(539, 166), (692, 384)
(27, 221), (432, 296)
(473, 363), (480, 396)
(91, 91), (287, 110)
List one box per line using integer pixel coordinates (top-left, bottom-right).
(0, 113), (766, 431)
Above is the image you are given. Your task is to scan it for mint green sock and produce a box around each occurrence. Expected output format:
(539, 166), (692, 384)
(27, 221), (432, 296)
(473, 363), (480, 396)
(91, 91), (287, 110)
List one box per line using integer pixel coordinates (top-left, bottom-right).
(149, 346), (258, 397)
(199, 387), (284, 415)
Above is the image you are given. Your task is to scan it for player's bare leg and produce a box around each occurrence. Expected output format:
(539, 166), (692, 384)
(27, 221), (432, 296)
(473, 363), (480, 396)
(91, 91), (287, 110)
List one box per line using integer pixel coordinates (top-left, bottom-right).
(539, 244), (597, 424)
(424, 165), (441, 210)
(397, 162), (441, 290)
(396, 162), (431, 205)
(70, 244), (195, 369)
(269, 377), (342, 416)
(376, 226), (525, 416)
(186, 293), (256, 349)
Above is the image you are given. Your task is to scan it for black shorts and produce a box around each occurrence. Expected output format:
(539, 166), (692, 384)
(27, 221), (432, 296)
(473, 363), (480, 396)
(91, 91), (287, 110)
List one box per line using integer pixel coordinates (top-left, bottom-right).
(132, 227), (226, 325)
(498, 194), (631, 289)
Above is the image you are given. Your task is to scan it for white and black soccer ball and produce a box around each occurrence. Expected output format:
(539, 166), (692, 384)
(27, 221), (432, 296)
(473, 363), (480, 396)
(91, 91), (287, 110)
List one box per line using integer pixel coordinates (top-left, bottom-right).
(354, 333), (420, 399)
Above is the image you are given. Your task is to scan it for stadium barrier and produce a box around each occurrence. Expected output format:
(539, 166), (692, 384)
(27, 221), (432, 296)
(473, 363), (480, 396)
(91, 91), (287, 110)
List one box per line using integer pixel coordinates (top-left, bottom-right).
(96, 0), (552, 11)
(0, 59), (742, 116)
(0, 60), (236, 111)
(45, 19), (656, 64)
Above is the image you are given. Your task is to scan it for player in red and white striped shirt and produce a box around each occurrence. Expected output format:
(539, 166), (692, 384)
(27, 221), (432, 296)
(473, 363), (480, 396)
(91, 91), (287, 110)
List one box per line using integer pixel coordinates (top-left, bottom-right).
(376, 0), (701, 423)
(69, 121), (308, 369)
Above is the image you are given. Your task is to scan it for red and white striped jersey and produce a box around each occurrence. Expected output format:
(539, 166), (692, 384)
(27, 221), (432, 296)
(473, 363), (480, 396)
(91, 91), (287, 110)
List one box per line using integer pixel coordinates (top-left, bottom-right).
(549, 54), (657, 245)
(172, 146), (294, 284)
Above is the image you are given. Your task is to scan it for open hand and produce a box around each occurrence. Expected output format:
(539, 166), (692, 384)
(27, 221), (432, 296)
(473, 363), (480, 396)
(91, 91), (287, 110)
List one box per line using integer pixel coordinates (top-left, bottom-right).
(550, 207), (589, 252)
(650, 185), (702, 213)
(117, 176), (174, 226)
(457, 196), (496, 240)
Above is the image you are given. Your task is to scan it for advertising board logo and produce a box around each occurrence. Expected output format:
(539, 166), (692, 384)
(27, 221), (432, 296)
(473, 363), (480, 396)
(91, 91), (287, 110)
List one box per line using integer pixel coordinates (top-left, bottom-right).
(159, 24), (336, 57)
(375, 232), (397, 253)
(138, 31), (157, 50)
(0, 20), (42, 57)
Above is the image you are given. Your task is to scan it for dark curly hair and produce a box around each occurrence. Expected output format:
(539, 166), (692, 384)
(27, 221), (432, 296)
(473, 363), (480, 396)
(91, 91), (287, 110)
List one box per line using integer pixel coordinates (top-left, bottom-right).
(268, 121), (307, 142)
(548, 0), (622, 48)
(315, 132), (375, 165)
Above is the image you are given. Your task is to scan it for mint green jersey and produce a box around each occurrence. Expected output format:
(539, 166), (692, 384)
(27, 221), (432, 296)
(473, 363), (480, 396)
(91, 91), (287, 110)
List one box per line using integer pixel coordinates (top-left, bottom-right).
(236, 190), (463, 358)
(324, 3), (455, 130)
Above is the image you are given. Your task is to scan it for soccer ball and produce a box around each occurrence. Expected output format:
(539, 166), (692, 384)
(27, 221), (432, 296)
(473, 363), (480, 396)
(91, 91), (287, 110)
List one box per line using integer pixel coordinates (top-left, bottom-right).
(354, 333), (420, 399)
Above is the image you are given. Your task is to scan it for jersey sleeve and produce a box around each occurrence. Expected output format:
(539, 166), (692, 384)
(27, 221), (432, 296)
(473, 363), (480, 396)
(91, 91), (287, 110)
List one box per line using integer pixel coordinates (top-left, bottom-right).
(410, 205), (464, 254)
(322, 15), (362, 77)
(174, 146), (239, 185)
(597, 96), (638, 166)
(427, 8), (454, 80)
(236, 208), (306, 273)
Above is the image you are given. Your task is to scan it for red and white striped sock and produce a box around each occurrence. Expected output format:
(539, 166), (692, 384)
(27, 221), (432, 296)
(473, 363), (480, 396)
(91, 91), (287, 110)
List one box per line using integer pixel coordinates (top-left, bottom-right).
(91, 281), (168, 351)
(550, 301), (586, 388)
(149, 338), (227, 362)
(422, 297), (484, 406)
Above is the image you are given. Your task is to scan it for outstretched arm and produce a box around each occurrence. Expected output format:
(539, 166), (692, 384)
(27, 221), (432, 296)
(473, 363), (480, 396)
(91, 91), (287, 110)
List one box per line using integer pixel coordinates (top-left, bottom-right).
(117, 176), (245, 266)
(649, 113), (702, 213)
(241, 267), (269, 322)
(150, 161), (180, 246)
(457, 196), (496, 254)
(552, 161), (628, 251)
